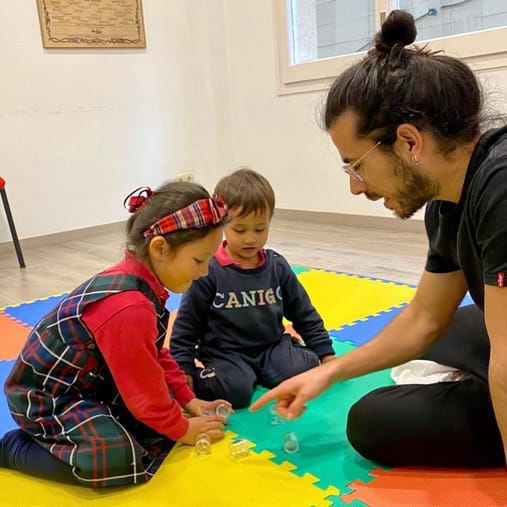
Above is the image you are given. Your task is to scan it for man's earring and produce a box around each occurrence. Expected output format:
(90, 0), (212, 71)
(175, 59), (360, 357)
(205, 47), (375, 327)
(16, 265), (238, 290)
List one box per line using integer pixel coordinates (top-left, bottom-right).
(410, 155), (420, 165)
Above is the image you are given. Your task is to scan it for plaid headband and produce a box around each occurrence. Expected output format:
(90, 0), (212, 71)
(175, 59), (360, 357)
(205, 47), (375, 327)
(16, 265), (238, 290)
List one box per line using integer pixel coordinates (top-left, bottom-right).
(143, 196), (227, 238)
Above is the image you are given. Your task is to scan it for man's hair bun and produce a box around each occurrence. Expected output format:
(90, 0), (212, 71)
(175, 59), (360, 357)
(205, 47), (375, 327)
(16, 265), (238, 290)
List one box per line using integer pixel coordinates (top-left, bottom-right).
(373, 10), (417, 54)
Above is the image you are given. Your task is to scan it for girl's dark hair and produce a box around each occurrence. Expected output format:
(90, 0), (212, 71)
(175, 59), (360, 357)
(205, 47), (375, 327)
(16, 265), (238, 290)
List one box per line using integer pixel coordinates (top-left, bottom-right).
(126, 180), (221, 258)
(323, 10), (483, 154)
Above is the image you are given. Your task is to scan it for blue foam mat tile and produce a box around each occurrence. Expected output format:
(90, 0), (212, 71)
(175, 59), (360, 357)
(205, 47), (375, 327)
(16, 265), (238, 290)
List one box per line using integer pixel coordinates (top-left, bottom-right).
(166, 292), (182, 311)
(460, 293), (474, 307)
(0, 360), (17, 435)
(331, 293), (475, 348)
(331, 306), (406, 347)
(2, 291), (182, 327)
(2, 295), (67, 328)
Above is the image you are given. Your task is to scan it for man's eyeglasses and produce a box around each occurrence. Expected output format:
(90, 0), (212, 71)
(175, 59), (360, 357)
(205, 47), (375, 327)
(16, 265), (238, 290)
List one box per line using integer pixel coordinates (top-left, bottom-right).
(342, 141), (381, 182)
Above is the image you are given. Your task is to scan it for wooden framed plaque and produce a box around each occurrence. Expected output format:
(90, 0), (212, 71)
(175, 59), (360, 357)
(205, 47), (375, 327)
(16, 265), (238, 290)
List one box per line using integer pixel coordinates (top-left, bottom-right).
(36, 0), (146, 48)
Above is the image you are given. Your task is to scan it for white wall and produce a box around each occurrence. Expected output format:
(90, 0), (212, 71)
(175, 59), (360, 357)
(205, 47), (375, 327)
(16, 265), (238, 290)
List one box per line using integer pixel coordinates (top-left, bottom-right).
(216, 0), (507, 217)
(1, 0), (507, 243)
(0, 1), (209, 241)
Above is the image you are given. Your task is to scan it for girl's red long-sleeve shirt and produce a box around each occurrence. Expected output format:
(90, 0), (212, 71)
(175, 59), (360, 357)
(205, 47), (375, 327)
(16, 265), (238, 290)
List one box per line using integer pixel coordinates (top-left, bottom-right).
(82, 253), (195, 441)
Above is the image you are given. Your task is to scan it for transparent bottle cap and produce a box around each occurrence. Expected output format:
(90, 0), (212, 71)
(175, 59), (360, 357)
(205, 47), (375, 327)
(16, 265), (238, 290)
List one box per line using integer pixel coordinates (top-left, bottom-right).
(283, 431), (299, 454)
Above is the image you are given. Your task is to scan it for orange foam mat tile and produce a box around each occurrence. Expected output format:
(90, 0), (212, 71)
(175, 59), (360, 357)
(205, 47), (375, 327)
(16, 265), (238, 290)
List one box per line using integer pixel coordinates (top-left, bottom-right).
(341, 467), (507, 506)
(0, 312), (30, 360)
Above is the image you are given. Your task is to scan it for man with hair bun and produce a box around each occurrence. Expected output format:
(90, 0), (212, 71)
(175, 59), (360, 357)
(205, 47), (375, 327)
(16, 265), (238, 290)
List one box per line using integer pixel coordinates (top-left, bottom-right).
(252, 10), (507, 469)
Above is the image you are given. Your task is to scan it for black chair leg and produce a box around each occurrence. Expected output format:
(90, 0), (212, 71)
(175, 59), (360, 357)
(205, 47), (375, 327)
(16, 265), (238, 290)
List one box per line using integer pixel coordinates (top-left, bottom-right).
(0, 187), (26, 269)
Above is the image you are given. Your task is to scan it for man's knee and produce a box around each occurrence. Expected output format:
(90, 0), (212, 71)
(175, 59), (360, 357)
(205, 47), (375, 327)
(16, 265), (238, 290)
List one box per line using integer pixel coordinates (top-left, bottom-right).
(347, 396), (375, 459)
(346, 388), (394, 463)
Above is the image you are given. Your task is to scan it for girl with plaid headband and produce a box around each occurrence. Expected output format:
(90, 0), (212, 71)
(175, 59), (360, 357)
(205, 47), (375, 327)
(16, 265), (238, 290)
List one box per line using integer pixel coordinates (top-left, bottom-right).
(1, 180), (230, 487)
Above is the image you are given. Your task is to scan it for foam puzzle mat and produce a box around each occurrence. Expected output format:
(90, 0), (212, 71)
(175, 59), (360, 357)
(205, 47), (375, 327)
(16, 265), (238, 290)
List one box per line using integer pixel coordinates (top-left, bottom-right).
(1, 267), (506, 506)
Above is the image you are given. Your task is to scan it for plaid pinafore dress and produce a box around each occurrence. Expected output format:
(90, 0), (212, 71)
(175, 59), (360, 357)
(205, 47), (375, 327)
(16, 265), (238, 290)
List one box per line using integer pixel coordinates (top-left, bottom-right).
(4, 273), (176, 487)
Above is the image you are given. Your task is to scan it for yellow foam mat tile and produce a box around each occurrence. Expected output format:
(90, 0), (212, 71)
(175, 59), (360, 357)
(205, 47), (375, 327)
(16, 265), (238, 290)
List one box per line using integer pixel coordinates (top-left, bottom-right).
(0, 431), (338, 507)
(298, 270), (415, 330)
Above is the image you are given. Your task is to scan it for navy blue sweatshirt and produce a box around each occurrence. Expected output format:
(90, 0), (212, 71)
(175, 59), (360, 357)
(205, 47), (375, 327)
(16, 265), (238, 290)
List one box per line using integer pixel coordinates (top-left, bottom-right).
(170, 248), (334, 374)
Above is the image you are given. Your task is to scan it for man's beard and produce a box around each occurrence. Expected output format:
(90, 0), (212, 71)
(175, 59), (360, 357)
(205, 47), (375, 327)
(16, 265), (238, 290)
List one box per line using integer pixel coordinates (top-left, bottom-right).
(389, 155), (439, 219)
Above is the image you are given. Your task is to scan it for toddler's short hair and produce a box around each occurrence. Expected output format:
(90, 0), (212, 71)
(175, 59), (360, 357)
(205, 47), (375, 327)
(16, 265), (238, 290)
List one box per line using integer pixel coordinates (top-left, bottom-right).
(214, 168), (275, 217)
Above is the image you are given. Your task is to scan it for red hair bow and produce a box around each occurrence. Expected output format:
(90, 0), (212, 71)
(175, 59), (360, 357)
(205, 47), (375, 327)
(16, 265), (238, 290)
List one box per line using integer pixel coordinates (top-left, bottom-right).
(123, 186), (153, 213)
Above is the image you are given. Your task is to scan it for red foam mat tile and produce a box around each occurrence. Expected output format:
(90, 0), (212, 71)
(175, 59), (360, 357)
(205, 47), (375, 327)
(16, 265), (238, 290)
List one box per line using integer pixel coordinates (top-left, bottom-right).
(342, 467), (507, 506)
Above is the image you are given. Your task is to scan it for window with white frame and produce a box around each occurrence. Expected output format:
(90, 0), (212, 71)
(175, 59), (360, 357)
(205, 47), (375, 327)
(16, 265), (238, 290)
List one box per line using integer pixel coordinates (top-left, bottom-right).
(274, 0), (507, 94)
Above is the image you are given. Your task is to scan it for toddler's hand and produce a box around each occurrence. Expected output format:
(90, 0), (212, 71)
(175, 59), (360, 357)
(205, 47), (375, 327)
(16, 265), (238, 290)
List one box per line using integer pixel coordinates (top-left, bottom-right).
(185, 374), (194, 390)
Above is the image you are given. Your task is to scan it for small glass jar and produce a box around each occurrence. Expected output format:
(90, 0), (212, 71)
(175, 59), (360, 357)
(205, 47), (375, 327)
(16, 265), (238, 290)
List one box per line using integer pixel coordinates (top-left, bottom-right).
(195, 433), (212, 455)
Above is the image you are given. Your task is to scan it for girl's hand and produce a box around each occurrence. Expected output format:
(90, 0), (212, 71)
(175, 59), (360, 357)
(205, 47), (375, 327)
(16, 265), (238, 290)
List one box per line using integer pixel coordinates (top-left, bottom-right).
(199, 398), (234, 418)
(184, 398), (233, 418)
(178, 415), (225, 446)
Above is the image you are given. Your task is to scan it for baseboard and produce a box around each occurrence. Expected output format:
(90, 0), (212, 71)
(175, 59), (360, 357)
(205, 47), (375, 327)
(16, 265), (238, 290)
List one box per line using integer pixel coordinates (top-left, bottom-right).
(0, 221), (126, 253)
(0, 210), (424, 255)
(274, 209), (425, 233)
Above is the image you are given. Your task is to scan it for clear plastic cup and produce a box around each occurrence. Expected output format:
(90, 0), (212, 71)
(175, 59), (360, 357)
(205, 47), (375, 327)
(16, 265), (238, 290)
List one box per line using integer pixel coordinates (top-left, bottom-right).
(216, 403), (232, 420)
(195, 433), (212, 455)
(283, 431), (300, 454)
(229, 438), (250, 460)
(269, 404), (284, 425)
